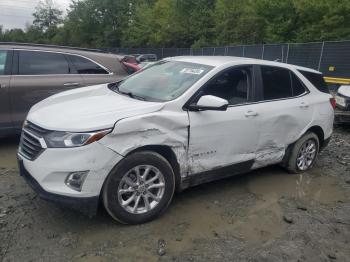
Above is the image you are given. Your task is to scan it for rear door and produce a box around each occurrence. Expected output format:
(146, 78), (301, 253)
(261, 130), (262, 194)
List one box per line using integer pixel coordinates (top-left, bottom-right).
(0, 49), (13, 134)
(66, 54), (118, 86)
(9, 50), (84, 128)
(252, 65), (313, 168)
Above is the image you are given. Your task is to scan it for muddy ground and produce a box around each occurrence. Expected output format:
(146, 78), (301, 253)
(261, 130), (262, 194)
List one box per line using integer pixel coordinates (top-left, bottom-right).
(0, 126), (349, 262)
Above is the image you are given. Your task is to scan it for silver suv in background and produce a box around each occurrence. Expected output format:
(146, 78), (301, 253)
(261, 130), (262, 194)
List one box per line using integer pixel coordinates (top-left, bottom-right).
(0, 43), (128, 136)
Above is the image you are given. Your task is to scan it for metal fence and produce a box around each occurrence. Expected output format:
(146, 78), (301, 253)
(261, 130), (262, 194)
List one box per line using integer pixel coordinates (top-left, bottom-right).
(106, 40), (350, 81)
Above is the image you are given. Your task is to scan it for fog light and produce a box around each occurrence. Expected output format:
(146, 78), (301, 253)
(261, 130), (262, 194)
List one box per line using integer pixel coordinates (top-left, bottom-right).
(65, 171), (89, 192)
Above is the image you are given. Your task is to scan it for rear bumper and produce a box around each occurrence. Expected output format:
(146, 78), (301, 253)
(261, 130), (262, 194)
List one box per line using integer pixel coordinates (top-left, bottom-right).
(19, 159), (99, 217)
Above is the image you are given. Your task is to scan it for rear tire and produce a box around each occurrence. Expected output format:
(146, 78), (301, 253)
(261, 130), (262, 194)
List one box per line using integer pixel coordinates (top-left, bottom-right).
(286, 132), (320, 174)
(103, 151), (175, 224)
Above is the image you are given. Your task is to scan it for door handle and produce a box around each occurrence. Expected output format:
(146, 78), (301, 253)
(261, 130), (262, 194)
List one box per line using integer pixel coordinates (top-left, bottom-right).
(63, 82), (80, 87)
(245, 110), (258, 117)
(300, 102), (309, 109)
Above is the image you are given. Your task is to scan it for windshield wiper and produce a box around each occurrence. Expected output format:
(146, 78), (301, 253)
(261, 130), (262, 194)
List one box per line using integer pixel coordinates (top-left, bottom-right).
(108, 82), (146, 101)
(120, 90), (136, 99)
(115, 86), (145, 101)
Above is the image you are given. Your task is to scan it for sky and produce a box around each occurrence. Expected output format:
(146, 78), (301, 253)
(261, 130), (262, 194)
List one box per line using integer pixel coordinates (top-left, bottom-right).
(0, 0), (72, 30)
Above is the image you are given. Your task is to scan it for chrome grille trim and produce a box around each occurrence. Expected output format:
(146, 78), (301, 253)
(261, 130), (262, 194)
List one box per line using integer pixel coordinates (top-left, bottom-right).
(24, 121), (50, 136)
(19, 122), (49, 161)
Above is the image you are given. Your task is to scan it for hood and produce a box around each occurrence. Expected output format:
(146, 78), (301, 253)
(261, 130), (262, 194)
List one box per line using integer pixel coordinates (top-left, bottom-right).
(28, 84), (164, 132)
(338, 85), (350, 98)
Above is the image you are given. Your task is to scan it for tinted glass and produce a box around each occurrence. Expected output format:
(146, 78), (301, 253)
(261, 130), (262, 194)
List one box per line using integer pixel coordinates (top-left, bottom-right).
(201, 67), (252, 105)
(115, 61), (213, 102)
(69, 55), (108, 74)
(291, 73), (306, 96)
(0, 50), (7, 75)
(19, 51), (69, 75)
(261, 66), (292, 100)
(298, 70), (329, 93)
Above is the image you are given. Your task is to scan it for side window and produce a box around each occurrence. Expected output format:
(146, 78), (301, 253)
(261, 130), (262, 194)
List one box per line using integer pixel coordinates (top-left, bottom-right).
(291, 73), (307, 96)
(261, 66), (292, 100)
(19, 51), (70, 75)
(68, 55), (109, 74)
(201, 66), (252, 105)
(298, 70), (329, 93)
(0, 50), (7, 75)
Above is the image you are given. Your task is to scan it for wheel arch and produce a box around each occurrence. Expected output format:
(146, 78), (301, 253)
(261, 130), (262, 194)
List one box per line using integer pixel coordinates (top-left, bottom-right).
(282, 125), (325, 167)
(125, 145), (182, 192)
(306, 125), (325, 148)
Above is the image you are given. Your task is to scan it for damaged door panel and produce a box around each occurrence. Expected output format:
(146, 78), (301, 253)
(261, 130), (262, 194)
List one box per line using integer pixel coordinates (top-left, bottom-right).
(188, 107), (259, 174)
(252, 65), (314, 169)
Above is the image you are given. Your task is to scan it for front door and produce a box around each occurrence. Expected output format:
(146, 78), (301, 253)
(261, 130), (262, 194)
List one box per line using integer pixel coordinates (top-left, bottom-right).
(0, 50), (13, 134)
(187, 66), (260, 175)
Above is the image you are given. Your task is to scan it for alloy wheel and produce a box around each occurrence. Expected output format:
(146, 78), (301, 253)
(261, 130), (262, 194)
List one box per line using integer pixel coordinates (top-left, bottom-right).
(296, 139), (317, 171)
(117, 165), (165, 214)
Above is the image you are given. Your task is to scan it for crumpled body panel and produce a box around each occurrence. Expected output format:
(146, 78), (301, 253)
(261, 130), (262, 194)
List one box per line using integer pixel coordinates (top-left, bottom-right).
(100, 110), (190, 177)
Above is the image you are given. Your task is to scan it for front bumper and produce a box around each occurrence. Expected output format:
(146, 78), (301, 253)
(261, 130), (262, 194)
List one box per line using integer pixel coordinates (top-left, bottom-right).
(19, 159), (99, 216)
(18, 141), (123, 216)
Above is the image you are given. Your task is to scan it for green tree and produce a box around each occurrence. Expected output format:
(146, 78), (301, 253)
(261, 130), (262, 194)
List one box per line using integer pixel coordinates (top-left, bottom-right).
(293, 0), (350, 42)
(33, 0), (63, 31)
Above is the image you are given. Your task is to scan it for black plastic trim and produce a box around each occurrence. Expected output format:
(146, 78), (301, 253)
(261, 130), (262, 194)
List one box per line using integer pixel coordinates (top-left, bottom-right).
(180, 159), (254, 190)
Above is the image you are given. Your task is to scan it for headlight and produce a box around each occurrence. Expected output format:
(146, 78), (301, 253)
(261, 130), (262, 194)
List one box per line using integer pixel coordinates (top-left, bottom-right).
(44, 129), (112, 148)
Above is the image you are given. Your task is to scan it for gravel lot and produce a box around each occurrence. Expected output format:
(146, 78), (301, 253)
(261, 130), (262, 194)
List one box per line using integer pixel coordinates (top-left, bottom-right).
(0, 126), (349, 262)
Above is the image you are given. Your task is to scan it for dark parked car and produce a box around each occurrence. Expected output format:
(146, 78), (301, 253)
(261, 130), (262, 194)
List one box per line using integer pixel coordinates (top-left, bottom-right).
(335, 85), (350, 123)
(0, 43), (128, 136)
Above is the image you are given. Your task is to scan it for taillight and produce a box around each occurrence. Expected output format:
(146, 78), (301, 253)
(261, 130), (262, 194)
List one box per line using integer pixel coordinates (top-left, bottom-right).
(330, 97), (336, 109)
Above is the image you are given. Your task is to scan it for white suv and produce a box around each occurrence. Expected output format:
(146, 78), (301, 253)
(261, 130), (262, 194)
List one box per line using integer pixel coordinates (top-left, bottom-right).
(18, 56), (334, 224)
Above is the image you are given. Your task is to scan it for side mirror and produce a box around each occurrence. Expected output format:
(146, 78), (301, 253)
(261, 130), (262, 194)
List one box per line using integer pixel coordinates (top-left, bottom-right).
(188, 95), (229, 111)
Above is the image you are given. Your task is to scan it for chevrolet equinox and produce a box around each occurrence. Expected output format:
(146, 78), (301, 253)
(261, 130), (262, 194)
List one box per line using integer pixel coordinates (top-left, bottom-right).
(18, 56), (334, 224)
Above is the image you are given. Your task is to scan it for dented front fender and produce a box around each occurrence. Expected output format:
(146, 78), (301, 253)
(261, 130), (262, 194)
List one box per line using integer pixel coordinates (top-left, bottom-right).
(99, 110), (190, 178)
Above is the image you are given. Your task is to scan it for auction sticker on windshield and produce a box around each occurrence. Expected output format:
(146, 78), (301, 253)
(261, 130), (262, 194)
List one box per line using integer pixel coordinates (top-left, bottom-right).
(180, 68), (205, 75)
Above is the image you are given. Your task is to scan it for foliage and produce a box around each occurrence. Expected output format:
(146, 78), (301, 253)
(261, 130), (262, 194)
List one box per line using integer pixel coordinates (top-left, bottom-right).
(1, 0), (350, 47)
(33, 0), (63, 31)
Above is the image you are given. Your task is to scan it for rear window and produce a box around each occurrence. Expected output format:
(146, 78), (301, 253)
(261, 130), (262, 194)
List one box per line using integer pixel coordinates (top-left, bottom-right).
(291, 73), (307, 96)
(68, 55), (109, 74)
(298, 70), (329, 93)
(261, 66), (293, 100)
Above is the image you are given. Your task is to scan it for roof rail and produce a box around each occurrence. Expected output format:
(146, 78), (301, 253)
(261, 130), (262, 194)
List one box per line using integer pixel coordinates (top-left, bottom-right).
(0, 42), (108, 53)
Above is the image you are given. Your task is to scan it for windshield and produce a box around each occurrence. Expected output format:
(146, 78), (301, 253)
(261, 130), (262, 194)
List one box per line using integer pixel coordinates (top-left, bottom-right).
(116, 61), (213, 102)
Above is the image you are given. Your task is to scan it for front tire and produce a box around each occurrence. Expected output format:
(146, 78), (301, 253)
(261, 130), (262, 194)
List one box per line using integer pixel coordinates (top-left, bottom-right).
(286, 132), (320, 174)
(103, 151), (175, 224)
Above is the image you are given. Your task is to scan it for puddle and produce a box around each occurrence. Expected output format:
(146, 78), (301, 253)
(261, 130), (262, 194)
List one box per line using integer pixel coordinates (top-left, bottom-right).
(247, 168), (347, 205)
(73, 168), (349, 258)
(0, 137), (19, 169)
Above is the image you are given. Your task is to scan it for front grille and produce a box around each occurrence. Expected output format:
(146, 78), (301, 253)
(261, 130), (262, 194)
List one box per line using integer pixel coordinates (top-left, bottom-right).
(19, 122), (48, 161)
(25, 121), (50, 136)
